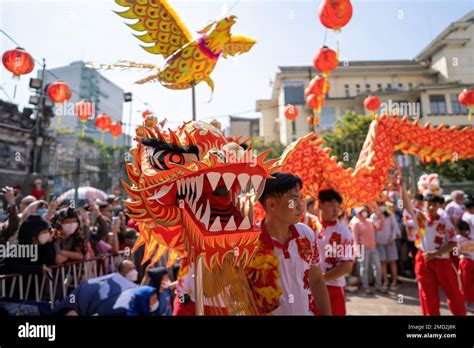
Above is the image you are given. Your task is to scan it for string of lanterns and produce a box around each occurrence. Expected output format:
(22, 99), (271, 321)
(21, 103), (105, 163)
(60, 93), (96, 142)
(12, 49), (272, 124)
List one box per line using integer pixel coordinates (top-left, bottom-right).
(1, 45), (125, 144)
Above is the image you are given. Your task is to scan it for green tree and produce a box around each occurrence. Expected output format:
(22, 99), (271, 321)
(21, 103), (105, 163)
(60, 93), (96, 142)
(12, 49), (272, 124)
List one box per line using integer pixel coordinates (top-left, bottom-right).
(418, 160), (474, 182)
(321, 111), (373, 168)
(249, 136), (285, 160)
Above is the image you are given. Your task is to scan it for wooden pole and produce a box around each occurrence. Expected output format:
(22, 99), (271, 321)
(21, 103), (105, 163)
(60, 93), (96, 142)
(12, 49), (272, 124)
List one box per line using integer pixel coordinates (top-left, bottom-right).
(194, 254), (204, 315)
(191, 81), (197, 121)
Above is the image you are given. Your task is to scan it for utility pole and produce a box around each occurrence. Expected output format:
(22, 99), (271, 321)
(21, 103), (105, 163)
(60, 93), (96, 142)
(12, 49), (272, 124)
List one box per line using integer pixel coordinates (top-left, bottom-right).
(31, 58), (46, 174)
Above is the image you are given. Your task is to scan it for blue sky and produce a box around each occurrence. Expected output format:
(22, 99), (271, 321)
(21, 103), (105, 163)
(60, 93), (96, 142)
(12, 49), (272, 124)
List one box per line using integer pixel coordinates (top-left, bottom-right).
(1, 0), (473, 134)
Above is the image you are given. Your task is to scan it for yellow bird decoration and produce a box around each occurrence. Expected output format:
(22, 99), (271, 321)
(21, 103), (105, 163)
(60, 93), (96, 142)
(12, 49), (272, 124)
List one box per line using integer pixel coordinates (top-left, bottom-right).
(106, 0), (256, 93)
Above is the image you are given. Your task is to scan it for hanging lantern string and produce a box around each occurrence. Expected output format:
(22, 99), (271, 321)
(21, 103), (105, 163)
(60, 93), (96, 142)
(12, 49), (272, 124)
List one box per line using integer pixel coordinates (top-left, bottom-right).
(1, 30), (152, 132)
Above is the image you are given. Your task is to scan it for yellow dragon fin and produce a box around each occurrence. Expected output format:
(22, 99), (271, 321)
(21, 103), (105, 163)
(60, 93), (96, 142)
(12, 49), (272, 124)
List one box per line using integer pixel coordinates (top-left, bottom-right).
(222, 35), (256, 58)
(115, 0), (193, 59)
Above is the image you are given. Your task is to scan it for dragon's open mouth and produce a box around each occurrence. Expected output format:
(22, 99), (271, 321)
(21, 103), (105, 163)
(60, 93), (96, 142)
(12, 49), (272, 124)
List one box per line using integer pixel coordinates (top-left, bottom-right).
(179, 170), (264, 233)
(148, 165), (265, 234)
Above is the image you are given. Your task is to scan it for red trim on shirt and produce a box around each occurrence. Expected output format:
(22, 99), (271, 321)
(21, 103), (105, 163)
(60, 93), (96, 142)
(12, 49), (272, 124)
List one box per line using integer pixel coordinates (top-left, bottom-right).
(321, 220), (337, 228)
(261, 220), (299, 259)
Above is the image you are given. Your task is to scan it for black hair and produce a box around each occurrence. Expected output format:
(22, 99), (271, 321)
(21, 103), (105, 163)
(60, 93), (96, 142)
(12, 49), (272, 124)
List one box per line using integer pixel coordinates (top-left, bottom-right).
(96, 200), (111, 211)
(457, 220), (470, 233)
(17, 215), (50, 244)
(258, 172), (302, 205)
(414, 193), (424, 201)
(124, 228), (137, 240)
(465, 198), (474, 210)
(318, 189), (343, 204)
(424, 194), (444, 204)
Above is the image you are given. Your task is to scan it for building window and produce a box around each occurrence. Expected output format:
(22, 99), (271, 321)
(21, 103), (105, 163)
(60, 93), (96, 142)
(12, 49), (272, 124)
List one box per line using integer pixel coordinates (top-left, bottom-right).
(320, 107), (336, 130)
(377, 84), (382, 92)
(429, 95), (446, 115)
(365, 84), (370, 92)
(344, 84), (350, 97)
(408, 83), (413, 89)
(451, 94), (467, 114)
(283, 80), (305, 105)
(356, 84), (361, 95)
(398, 83), (403, 90)
(387, 83), (392, 91)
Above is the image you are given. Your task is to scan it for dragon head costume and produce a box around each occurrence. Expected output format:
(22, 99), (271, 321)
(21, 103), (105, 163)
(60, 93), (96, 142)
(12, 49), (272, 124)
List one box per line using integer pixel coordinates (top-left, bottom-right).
(122, 118), (278, 270)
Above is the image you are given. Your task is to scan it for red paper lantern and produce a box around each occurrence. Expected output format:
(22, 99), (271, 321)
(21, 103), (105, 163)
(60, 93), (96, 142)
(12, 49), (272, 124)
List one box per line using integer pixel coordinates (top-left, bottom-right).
(95, 113), (112, 143)
(142, 110), (153, 119)
(313, 47), (339, 77)
(458, 89), (474, 120)
(75, 100), (94, 121)
(284, 104), (299, 121)
(95, 113), (112, 131)
(305, 76), (330, 96)
(306, 93), (325, 111)
(47, 81), (72, 104)
(318, 0), (353, 31)
(47, 81), (72, 125)
(364, 95), (381, 112)
(2, 47), (34, 77)
(75, 100), (94, 137)
(109, 122), (123, 138)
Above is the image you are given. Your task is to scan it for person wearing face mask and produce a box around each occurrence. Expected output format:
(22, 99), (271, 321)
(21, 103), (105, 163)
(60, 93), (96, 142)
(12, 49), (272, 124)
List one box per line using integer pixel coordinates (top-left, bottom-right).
(371, 202), (400, 291)
(127, 286), (160, 316)
(119, 259), (139, 282)
(0, 215), (55, 277)
(351, 206), (385, 295)
(53, 260), (138, 316)
(51, 208), (86, 265)
(141, 267), (174, 316)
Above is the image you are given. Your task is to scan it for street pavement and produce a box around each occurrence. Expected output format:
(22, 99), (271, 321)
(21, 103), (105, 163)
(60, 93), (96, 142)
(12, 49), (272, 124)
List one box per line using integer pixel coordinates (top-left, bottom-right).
(345, 276), (469, 315)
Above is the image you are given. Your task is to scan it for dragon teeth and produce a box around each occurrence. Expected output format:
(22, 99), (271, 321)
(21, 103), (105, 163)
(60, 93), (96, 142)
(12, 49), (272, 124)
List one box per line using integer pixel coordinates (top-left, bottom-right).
(200, 199), (211, 229)
(185, 177), (191, 193)
(251, 175), (263, 192)
(209, 216), (222, 232)
(191, 195), (198, 213)
(255, 178), (266, 200)
(207, 172), (221, 191)
(222, 173), (236, 191)
(238, 173), (250, 192)
(195, 204), (203, 221)
(195, 174), (204, 202)
(224, 215), (237, 231)
(177, 180), (181, 196)
(248, 201), (254, 225)
(239, 216), (250, 230)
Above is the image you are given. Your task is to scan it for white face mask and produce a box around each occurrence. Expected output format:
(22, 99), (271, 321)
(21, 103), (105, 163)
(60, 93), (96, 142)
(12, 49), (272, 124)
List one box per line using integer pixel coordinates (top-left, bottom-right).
(126, 269), (138, 282)
(361, 211), (369, 218)
(38, 232), (50, 245)
(150, 300), (160, 313)
(62, 222), (78, 236)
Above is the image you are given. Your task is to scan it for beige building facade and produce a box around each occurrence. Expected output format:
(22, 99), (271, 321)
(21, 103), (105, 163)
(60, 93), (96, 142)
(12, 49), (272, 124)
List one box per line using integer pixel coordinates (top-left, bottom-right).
(257, 11), (474, 145)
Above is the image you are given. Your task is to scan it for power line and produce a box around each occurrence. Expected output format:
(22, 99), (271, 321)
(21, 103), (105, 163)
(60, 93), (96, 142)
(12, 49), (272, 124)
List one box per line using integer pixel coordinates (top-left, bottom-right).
(1, 29), (286, 130)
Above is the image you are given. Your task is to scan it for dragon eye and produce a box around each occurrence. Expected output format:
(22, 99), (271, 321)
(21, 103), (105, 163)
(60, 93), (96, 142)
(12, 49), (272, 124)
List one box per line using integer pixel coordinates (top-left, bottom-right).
(148, 149), (198, 170)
